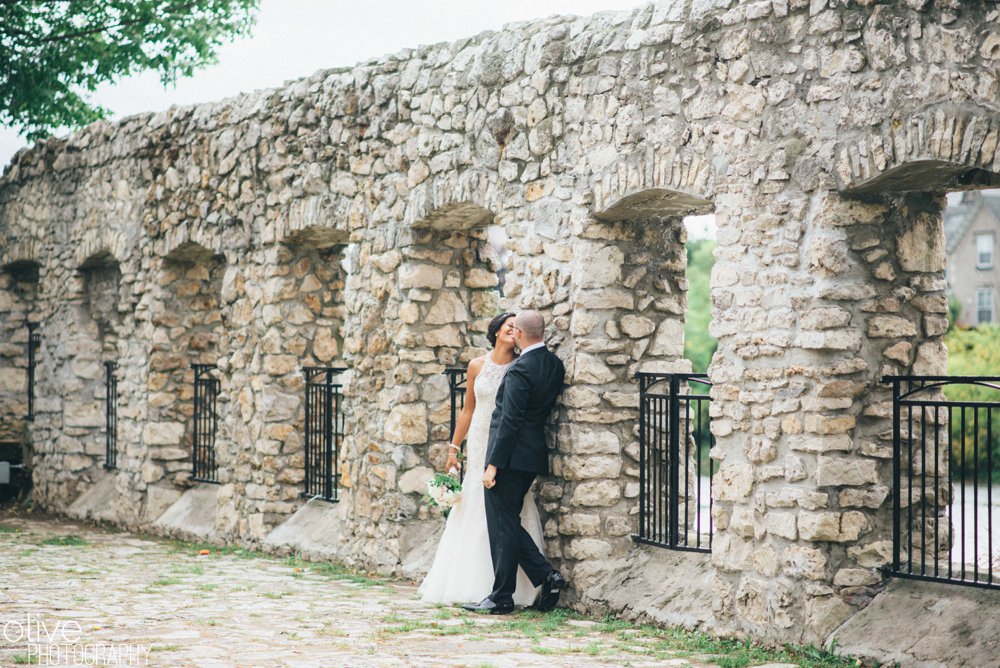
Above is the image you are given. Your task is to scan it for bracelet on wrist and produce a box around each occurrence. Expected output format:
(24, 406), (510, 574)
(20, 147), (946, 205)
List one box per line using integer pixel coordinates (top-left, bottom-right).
(448, 443), (460, 451)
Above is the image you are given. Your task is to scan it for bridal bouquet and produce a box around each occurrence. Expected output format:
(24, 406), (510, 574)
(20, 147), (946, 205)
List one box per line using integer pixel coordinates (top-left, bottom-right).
(425, 470), (462, 516)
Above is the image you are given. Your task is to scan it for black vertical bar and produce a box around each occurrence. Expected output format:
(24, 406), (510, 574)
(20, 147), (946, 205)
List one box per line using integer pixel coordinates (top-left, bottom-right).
(26, 322), (38, 421)
(668, 375), (680, 548)
(891, 378), (901, 574)
(683, 393), (691, 547)
(104, 361), (117, 469)
(907, 382), (914, 574)
(334, 382), (342, 502)
(638, 377), (647, 541)
(933, 405), (940, 577)
(974, 406), (980, 583)
(695, 393), (703, 548)
(324, 370), (334, 502)
(989, 405), (994, 584)
(193, 365), (201, 479)
(947, 404), (954, 581)
(961, 405), (967, 582)
(304, 370), (312, 496)
(920, 402), (927, 576)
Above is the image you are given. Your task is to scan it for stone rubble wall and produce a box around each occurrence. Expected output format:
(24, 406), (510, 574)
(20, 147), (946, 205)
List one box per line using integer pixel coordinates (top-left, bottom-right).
(1, 0), (999, 646)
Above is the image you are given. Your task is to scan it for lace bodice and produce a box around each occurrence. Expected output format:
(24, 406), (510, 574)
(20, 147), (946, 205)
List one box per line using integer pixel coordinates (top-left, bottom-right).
(465, 356), (512, 473)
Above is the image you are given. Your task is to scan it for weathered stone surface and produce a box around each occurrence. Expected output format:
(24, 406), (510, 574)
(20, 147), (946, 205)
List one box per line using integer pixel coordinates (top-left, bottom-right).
(384, 404), (428, 445)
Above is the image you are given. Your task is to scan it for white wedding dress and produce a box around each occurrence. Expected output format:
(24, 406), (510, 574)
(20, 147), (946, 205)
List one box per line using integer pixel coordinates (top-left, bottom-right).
(419, 356), (545, 606)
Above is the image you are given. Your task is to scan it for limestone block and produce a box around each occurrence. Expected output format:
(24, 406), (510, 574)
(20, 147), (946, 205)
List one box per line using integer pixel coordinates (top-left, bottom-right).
(805, 595), (854, 639)
(558, 513), (601, 536)
(561, 455), (622, 481)
(797, 511), (842, 541)
(782, 545), (828, 581)
(573, 243), (623, 288)
(0, 368), (23, 392)
(804, 414), (855, 435)
(566, 538), (613, 560)
(847, 540), (893, 568)
(64, 402), (103, 428)
(816, 456), (878, 487)
(647, 318), (684, 357)
(465, 268), (498, 288)
(619, 314), (655, 338)
(764, 511), (798, 540)
(372, 250), (402, 273)
(424, 325), (463, 348)
(573, 353), (616, 384)
(883, 341), (911, 364)
(313, 327), (340, 362)
(839, 485), (889, 509)
(398, 466), (434, 494)
(573, 289), (635, 310)
(795, 330), (861, 351)
(569, 480), (621, 507)
(567, 425), (621, 454)
(912, 341), (946, 375)
(258, 389), (300, 422)
(787, 434), (852, 453)
(713, 464), (754, 501)
(263, 354), (298, 376)
(897, 217), (946, 273)
(426, 292), (470, 326)
(867, 315), (917, 338)
(800, 307), (851, 330)
(832, 568), (881, 587)
(399, 264), (444, 290)
(143, 421), (185, 446)
(141, 461), (165, 483)
(384, 403), (428, 445)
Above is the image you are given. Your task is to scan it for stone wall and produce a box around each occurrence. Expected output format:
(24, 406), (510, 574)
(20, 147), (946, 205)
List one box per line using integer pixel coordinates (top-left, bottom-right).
(2, 0), (1000, 647)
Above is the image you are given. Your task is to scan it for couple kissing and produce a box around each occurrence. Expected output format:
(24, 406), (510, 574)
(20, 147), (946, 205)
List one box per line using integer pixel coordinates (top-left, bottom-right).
(419, 310), (567, 614)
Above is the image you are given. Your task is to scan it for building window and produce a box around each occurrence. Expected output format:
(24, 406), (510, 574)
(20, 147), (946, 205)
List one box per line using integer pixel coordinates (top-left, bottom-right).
(976, 233), (994, 269)
(976, 288), (994, 324)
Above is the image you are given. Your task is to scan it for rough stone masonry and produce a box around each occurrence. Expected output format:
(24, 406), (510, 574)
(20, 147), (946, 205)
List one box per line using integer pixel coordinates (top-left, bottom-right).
(1, 0), (999, 649)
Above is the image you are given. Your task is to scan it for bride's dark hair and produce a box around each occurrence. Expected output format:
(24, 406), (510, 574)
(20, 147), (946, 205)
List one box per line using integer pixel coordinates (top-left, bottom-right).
(486, 312), (517, 347)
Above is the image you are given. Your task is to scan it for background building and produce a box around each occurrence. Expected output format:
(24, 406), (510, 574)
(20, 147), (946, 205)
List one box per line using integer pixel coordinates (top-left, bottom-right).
(944, 191), (1000, 326)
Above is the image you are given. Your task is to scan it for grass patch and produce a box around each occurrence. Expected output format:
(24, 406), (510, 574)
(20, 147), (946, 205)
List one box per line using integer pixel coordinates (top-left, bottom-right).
(40, 535), (87, 546)
(0, 526), (21, 533)
(150, 578), (183, 587)
(149, 644), (183, 653)
(11, 654), (39, 665)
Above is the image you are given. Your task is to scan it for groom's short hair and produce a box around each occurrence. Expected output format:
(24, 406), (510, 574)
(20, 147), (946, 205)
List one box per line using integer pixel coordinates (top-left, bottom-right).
(515, 310), (545, 341)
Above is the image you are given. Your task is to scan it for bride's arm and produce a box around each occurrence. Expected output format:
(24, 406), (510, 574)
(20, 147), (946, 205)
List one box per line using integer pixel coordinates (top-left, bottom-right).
(445, 357), (483, 472)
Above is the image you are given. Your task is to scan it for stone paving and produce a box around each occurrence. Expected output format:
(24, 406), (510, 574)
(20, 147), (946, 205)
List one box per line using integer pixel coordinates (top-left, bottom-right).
(0, 515), (793, 668)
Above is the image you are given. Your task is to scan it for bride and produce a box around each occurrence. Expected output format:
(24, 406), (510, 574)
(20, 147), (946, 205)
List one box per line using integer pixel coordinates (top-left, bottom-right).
(419, 312), (545, 606)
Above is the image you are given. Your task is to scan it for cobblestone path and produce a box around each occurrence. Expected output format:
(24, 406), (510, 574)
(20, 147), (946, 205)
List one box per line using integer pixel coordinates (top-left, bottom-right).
(0, 516), (810, 668)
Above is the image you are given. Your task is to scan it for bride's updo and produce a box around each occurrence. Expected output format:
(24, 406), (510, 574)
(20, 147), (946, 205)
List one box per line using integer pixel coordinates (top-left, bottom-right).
(486, 311), (517, 347)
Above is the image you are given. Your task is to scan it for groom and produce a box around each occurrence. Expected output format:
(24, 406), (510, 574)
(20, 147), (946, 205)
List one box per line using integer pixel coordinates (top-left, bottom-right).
(464, 310), (566, 614)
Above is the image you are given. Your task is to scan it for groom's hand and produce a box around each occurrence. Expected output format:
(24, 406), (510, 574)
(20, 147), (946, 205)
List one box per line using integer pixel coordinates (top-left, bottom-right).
(482, 464), (497, 489)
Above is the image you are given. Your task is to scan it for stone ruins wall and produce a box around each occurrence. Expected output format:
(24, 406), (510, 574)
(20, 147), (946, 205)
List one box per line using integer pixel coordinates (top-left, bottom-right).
(2, 0), (1000, 646)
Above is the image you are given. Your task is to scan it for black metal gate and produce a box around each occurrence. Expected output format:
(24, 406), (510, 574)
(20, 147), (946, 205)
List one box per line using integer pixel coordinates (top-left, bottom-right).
(304, 366), (346, 502)
(104, 361), (117, 469)
(885, 375), (998, 589)
(635, 372), (715, 552)
(443, 367), (467, 455)
(192, 364), (220, 484)
(26, 322), (39, 421)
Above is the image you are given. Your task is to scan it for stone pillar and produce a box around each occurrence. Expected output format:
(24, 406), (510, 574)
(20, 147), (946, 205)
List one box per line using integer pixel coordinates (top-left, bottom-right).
(338, 221), (499, 572)
(553, 211), (693, 598)
(219, 241), (347, 542)
(144, 250), (226, 491)
(709, 189), (947, 645)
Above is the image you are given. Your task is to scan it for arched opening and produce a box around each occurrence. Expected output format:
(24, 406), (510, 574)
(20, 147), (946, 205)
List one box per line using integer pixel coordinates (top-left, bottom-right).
(147, 244), (226, 488)
(0, 260), (41, 500)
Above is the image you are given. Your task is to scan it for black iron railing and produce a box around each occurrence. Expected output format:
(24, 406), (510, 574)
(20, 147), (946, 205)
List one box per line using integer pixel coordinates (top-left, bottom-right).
(192, 364), (220, 484)
(634, 372), (715, 552)
(444, 367), (467, 456)
(884, 375), (999, 590)
(25, 323), (40, 421)
(303, 367), (346, 502)
(104, 361), (117, 469)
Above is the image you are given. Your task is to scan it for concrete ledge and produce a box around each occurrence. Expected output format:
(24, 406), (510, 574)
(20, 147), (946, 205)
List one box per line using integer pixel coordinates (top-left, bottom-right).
(572, 542), (716, 631)
(151, 484), (220, 543)
(66, 471), (121, 524)
(263, 498), (350, 562)
(830, 577), (1000, 667)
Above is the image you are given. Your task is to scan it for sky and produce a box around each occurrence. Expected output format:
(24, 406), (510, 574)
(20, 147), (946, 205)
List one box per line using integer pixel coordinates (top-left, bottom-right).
(0, 0), (651, 168)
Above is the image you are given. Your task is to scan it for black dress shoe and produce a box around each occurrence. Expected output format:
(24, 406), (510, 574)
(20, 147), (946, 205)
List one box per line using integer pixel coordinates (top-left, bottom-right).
(461, 597), (514, 615)
(535, 570), (566, 612)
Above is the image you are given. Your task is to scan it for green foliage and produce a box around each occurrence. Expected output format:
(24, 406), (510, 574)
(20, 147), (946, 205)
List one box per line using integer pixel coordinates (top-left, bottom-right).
(943, 325), (1000, 476)
(0, 1), (260, 140)
(40, 534), (87, 546)
(684, 239), (717, 374)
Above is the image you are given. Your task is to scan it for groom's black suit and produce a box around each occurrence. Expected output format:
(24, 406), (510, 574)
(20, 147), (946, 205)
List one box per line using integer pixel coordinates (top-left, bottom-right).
(484, 345), (565, 606)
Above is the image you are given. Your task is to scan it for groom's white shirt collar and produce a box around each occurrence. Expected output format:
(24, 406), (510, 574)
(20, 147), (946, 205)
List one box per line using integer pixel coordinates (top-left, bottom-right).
(520, 341), (545, 355)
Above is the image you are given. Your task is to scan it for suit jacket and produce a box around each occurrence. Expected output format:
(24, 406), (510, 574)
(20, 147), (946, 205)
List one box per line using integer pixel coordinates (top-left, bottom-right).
(486, 346), (565, 474)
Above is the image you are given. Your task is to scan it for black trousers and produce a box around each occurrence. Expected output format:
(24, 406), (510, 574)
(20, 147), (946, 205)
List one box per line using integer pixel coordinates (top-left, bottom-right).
(485, 468), (552, 606)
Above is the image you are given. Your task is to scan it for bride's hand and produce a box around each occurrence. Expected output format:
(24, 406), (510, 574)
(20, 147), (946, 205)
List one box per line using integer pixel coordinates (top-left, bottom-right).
(445, 451), (461, 474)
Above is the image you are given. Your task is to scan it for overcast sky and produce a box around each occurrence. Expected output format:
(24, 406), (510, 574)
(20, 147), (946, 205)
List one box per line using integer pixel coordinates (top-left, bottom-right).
(0, 0), (650, 168)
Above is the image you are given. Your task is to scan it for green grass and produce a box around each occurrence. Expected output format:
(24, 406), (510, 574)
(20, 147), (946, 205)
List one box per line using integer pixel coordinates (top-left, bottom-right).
(150, 578), (182, 587)
(11, 653), (39, 665)
(149, 644), (183, 653)
(0, 526), (22, 533)
(40, 534), (87, 546)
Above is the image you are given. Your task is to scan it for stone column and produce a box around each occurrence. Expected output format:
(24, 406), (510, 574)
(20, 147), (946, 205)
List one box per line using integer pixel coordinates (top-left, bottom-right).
(709, 189), (948, 645)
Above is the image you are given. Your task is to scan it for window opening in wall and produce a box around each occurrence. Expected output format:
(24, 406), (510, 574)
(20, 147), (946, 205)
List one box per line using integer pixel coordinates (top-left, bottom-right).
(303, 366), (346, 503)
(682, 214), (716, 375)
(485, 225), (509, 297)
(976, 233), (994, 269)
(192, 363), (220, 484)
(907, 187), (1000, 589)
(976, 288), (995, 325)
(104, 362), (117, 469)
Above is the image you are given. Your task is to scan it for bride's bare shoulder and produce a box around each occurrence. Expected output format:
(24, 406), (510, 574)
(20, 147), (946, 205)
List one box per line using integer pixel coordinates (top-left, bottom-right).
(468, 354), (488, 374)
